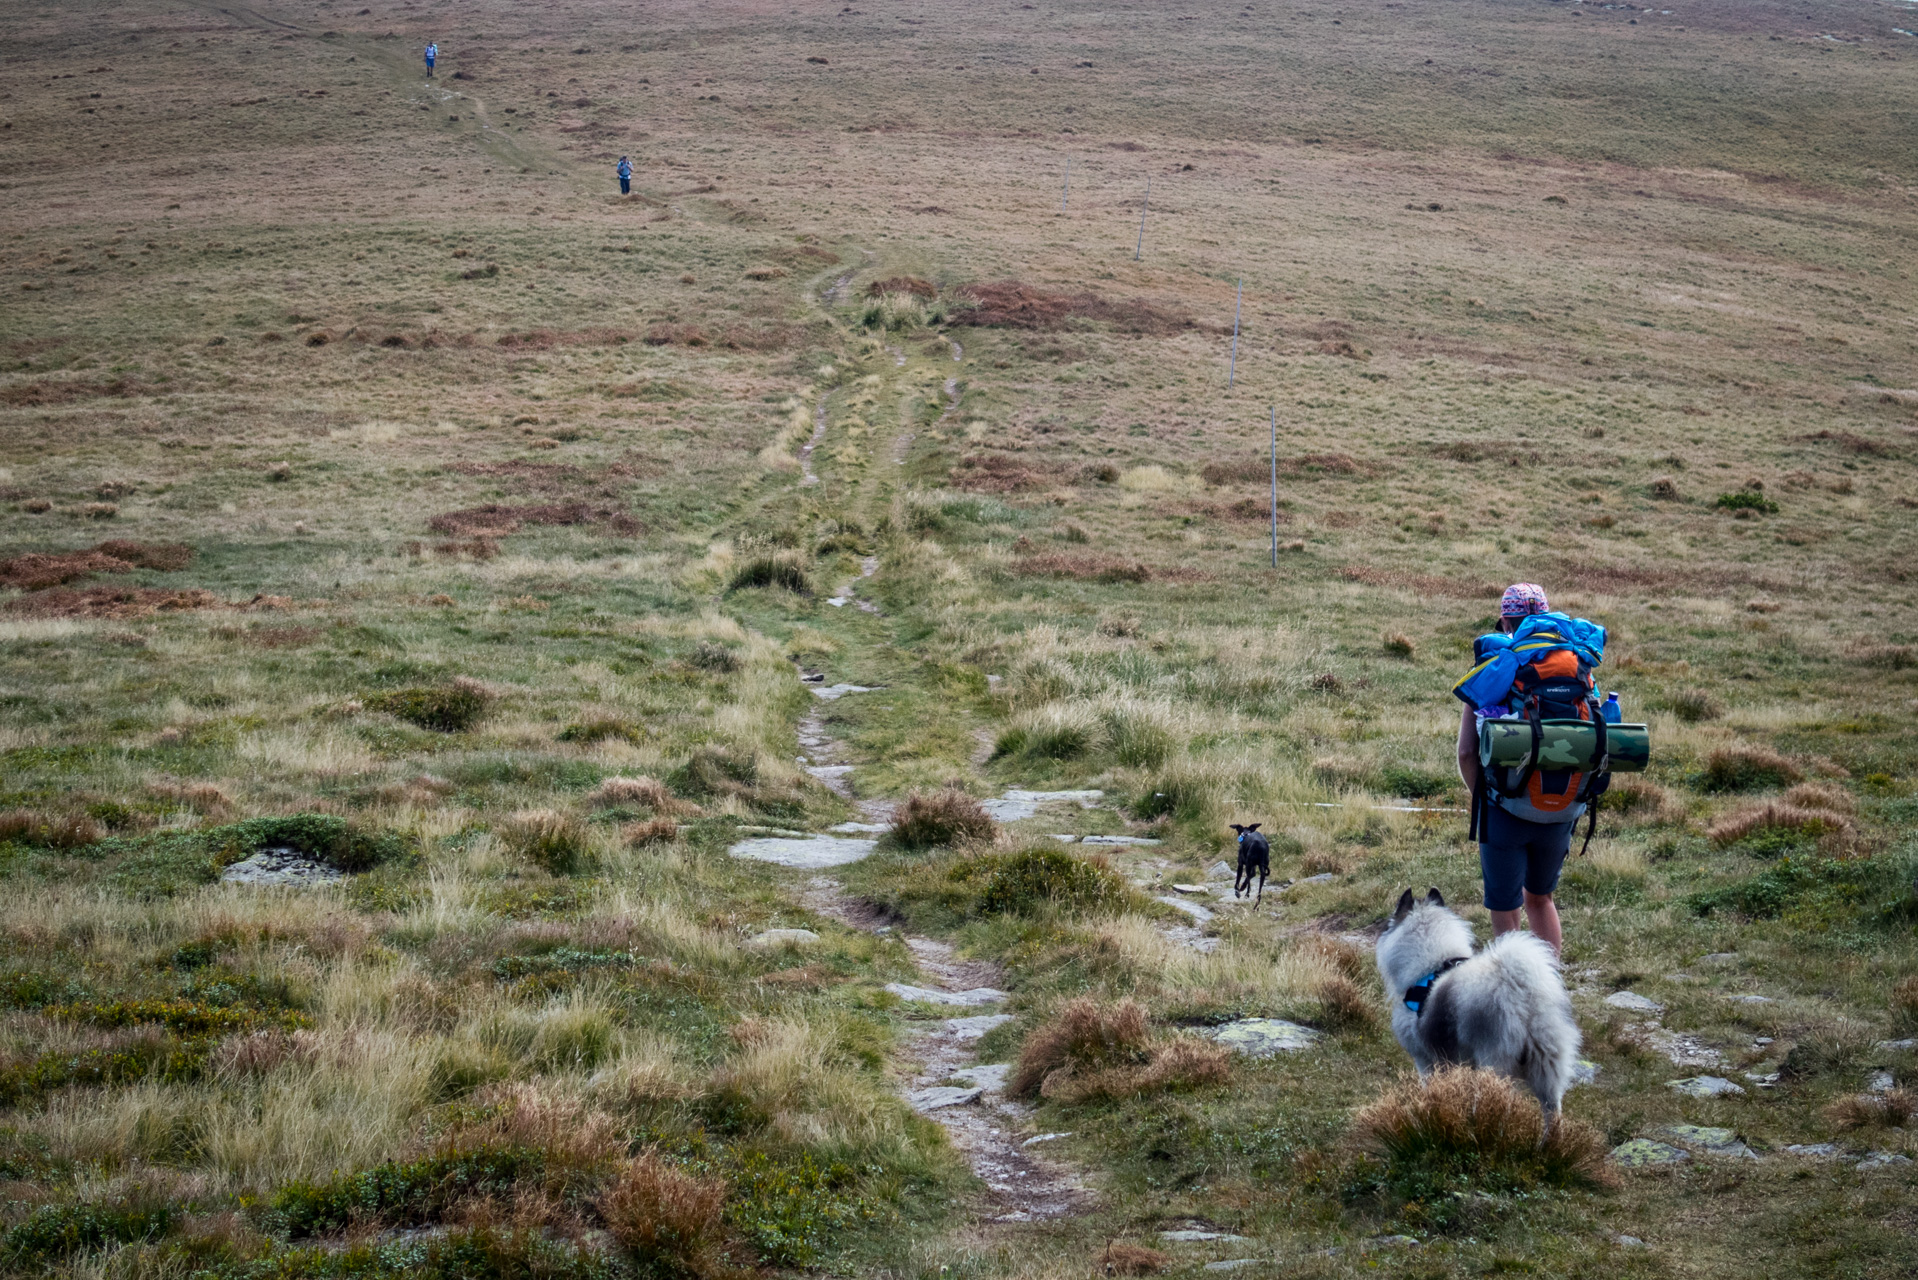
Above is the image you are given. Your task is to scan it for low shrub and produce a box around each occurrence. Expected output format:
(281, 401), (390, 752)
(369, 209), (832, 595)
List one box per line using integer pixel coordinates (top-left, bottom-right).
(1893, 976), (1918, 1026)
(1381, 631), (1416, 659)
(888, 788), (997, 850)
(1715, 490), (1778, 514)
(366, 678), (492, 732)
(626, 817), (679, 846)
(1346, 1068), (1613, 1228)
(1010, 997), (1228, 1103)
(690, 639), (743, 672)
(1, 1198), (174, 1268)
(1699, 744), (1801, 792)
(976, 847), (1131, 916)
(1707, 801), (1850, 849)
(723, 1149), (877, 1267)
(213, 813), (412, 872)
(727, 551), (812, 596)
(273, 1145), (546, 1238)
(502, 810), (590, 875)
(598, 1151), (732, 1277)
(1684, 855), (1906, 921)
(1377, 762), (1453, 800)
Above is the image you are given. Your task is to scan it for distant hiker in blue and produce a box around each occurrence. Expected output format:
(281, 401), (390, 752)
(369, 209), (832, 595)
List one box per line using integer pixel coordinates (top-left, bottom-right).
(424, 43), (438, 76)
(616, 155), (633, 195)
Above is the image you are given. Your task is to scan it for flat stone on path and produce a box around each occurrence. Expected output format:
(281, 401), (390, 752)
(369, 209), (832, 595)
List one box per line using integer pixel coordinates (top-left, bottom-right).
(829, 821), (889, 833)
(1857, 1151), (1914, 1170)
(1156, 895), (1214, 922)
(945, 1013), (1013, 1039)
(908, 1085), (982, 1111)
(812, 683), (878, 700)
(747, 928), (820, 949)
(1610, 1139), (1690, 1168)
(1213, 1018), (1323, 1057)
(1160, 1230), (1250, 1243)
(221, 849), (345, 886)
(1667, 1075), (1745, 1098)
(885, 982), (1007, 1007)
(978, 789), (1104, 821)
(1172, 883), (1210, 894)
(1783, 1143), (1845, 1158)
(950, 1063), (1011, 1091)
(1081, 834), (1164, 846)
(731, 835), (878, 868)
(1606, 991), (1664, 1013)
(1661, 1125), (1755, 1158)
(1023, 1132), (1071, 1146)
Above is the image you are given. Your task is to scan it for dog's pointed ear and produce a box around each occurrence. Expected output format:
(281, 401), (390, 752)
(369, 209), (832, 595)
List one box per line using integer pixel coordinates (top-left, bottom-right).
(1246, 823), (1261, 832)
(1228, 823), (1245, 835)
(1393, 889), (1416, 922)
(1425, 887), (1445, 908)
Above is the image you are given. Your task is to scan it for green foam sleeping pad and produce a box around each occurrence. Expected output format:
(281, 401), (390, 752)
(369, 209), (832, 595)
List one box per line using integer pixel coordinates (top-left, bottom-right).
(1479, 718), (1650, 774)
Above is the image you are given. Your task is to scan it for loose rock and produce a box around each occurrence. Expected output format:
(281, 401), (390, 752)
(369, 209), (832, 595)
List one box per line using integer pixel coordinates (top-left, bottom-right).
(885, 982), (1007, 1006)
(1212, 1018), (1322, 1056)
(1606, 990), (1664, 1013)
(1610, 1139), (1690, 1168)
(221, 848), (345, 886)
(1667, 1075), (1745, 1098)
(730, 835), (877, 867)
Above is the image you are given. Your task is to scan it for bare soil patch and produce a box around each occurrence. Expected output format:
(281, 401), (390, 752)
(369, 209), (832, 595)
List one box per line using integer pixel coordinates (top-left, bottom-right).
(0, 542), (193, 590)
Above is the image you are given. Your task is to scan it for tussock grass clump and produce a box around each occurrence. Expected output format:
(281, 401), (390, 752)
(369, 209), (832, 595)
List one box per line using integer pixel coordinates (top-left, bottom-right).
(589, 775), (677, 810)
(1892, 977), (1918, 1026)
(1660, 687), (1723, 723)
(1824, 1088), (1916, 1130)
(671, 746), (759, 800)
(1102, 699), (1176, 768)
(557, 717), (643, 746)
(1783, 781), (1856, 815)
(0, 810), (102, 849)
(727, 551), (812, 596)
(1349, 1068), (1613, 1212)
(1707, 802), (1847, 849)
(1716, 490), (1779, 514)
(691, 639), (743, 672)
(995, 702), (1099, 760)
(598, 1151), (733, 1277)
(1010, 997), (1229, 1103)
(1603, 776), (1685, 825)
(502, 810), (591, 875)
(1700, 744), (1801, 792)
(626, 817), (679, 846)
(366, 677), (492, 733)
(977, 847), (1131, 916)
(1381, 631), (1417, 659)
(889, 788), (997, 850)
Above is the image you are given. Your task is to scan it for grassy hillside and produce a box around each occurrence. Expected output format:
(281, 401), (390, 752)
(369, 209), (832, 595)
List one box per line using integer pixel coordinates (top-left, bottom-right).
(0, 0), (1913, 1276)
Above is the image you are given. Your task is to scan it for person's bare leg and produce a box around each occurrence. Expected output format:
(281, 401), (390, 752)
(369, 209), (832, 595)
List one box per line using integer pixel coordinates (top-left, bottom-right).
(1489, 908), (1524, 936)
(1522, 890), (1562, 954)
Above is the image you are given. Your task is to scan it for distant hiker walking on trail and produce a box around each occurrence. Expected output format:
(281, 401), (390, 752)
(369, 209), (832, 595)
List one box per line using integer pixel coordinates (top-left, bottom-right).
(424, 42), (438, 76)
(616, 155), (633, 195)
(1453, 583), (1614, 955)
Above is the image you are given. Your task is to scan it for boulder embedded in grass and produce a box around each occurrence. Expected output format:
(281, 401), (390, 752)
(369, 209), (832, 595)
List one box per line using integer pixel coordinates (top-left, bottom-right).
(889, 788), (997, 849)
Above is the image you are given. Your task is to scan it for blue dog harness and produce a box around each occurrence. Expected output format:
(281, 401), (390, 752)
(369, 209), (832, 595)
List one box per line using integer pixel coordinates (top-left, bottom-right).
(1402, 956), (1468, 1017)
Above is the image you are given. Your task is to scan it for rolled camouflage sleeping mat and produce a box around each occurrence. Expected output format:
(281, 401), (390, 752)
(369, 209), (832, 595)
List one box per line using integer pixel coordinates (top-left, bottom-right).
(1479, 718), (1650, 774)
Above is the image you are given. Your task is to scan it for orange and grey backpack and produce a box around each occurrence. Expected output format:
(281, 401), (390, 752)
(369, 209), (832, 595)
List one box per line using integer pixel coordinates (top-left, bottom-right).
(1454, 612), (1611, 852)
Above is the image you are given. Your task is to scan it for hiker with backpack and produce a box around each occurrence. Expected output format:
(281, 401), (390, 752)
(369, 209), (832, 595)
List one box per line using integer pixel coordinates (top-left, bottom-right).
(1453, 584), (1646, 953)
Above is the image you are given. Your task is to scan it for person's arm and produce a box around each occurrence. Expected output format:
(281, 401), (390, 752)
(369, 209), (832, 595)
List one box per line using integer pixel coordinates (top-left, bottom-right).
(1457, 703), (1480, 794)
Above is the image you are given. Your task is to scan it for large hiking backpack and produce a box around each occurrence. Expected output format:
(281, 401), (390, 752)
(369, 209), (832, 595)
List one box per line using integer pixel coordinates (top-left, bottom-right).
(1454, 612), (1612, 854)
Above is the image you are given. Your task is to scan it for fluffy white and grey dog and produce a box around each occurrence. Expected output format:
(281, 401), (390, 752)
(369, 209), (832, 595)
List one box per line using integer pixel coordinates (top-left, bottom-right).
(1374, 888), (1581, 1122)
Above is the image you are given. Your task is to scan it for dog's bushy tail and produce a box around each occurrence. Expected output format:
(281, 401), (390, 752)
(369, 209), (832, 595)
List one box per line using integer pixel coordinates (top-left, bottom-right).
(1477, 933), (1580, 1118)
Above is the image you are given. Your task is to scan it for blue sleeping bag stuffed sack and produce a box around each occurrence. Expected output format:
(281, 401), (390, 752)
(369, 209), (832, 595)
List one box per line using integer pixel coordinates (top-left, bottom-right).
(1452, 612), (1606, 713)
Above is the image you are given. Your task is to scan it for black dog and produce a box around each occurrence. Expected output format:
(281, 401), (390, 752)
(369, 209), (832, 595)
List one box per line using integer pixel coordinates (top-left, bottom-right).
(1229, 822), (1270, 904)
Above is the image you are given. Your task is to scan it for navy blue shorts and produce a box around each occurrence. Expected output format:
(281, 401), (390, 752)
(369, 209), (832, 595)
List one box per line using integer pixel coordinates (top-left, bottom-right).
(1479, 804), (1574, 911)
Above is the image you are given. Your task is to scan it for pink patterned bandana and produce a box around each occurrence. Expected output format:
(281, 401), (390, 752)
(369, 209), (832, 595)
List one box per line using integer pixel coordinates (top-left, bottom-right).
(1500, 582), (1550, 618)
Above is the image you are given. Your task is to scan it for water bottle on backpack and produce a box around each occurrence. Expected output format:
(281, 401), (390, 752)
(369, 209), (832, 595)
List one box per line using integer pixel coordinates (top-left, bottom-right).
(1601, 692), (1621, 724)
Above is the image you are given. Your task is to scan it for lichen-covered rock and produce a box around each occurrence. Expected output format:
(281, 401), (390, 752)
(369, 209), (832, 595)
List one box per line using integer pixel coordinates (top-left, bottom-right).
(1610, 1139), (1690, 1169)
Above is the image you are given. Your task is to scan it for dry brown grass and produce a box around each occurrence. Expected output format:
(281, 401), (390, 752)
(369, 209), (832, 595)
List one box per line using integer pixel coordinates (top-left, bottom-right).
(1782, 782), (1857, 815)
(0, 809), (103, 849)
(1700, 744), (1803, 792)
(1823, 1089), (1916, 1130)
(951, 281), (1197, 336)
(888, 787), (997, 850)
(1099, 1242), (1171, 1275)
(1893, 977), (1918, 1026)
(625, 818), (680, 847)
(3, 585), (220, 619)
(1707, 801), (1851, 847)
(597, 1151), (733, 1277)
(1602, 776), (1686, 825)
(1352, 1068), (1614, 1190)
(589, 775), (679, 810)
